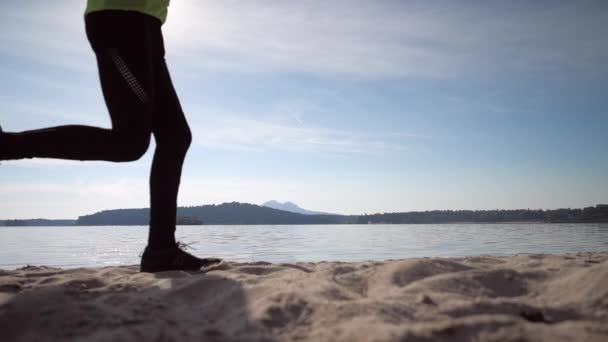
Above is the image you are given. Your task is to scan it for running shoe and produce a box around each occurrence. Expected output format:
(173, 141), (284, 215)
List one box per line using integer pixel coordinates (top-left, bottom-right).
(140, 242), (222, 273)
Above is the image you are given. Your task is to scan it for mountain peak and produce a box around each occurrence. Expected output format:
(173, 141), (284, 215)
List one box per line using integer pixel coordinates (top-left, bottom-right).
(262, 201), (327, 216)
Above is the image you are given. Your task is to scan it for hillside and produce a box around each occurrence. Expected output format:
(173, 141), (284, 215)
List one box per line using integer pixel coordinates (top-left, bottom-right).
(76, 202), (356, 226)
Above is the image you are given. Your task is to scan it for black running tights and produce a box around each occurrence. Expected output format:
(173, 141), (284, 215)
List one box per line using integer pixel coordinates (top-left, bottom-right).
(0, 11), (190, 249)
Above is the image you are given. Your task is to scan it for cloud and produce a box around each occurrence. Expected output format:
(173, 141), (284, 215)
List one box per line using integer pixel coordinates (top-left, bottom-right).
(0, 101), (107, 129)
(0, 178), (147, 198)
(0, 1), (93, 73)
(0, 67), (98, 98)
(192, 115), (410, 155)
(2, 1), (605, 79)
(164, 0), (608, 78)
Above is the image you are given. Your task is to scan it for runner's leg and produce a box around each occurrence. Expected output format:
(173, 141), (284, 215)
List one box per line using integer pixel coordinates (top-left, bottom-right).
(0, 11), (185, 251)
(147, 28), (191, 249)
(0, 12), (153, 162)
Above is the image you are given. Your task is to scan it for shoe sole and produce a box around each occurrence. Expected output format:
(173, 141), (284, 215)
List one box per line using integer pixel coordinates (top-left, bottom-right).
(139, 259), (225, 273)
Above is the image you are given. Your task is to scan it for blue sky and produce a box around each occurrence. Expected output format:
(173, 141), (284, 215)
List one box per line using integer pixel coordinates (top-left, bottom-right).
(1, 0), (607, 219)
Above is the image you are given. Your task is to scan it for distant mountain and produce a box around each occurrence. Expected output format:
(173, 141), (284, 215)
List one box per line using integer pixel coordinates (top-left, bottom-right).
(76, 202), (355, 226)
(262, 200), (329, 215)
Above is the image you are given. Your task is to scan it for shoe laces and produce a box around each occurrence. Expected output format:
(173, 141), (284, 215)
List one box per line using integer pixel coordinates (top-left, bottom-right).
(176, 240), (199, 251)
(138, 240), (200, 258)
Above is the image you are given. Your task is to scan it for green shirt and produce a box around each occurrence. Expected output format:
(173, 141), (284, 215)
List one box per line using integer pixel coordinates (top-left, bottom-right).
(85, 0), (170, 24)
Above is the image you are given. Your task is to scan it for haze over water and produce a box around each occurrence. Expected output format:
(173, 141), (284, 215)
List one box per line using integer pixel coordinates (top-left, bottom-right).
(1, 223), (607, 269)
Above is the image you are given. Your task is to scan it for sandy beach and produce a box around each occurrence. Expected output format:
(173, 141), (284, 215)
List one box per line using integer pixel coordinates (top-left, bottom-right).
(1, 252), (607, 341)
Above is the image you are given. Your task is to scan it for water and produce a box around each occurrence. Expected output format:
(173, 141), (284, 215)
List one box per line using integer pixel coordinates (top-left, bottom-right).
(0, 223), (607, 269)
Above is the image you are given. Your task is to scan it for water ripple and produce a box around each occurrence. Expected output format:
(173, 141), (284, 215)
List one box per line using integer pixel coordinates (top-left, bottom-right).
(0, 223), (607, 269)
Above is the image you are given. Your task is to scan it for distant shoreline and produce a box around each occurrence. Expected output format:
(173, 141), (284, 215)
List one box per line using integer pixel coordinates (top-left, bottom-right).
(1, 221), (607, 228)
(1, 202), (607, 226)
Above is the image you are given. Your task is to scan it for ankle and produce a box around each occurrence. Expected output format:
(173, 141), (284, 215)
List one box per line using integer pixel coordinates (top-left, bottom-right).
(146, 239), (177, 251)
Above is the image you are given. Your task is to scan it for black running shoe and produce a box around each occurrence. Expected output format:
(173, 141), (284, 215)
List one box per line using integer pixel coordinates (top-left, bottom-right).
(140, 242), (222, 273)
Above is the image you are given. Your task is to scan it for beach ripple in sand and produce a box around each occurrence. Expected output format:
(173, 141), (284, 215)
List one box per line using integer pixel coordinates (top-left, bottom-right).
(0, 253), (607, 341)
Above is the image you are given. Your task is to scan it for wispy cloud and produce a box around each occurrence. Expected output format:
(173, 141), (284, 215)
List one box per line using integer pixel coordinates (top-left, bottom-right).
(2, 1), (605, 78)
(0, 178), (147, 198)
(192, 115), (411, 155)
(165, 0), (608, 78)
(0, 66), (99, 98)
(0, 1), (93, 73)
(0, 101), (107, 129)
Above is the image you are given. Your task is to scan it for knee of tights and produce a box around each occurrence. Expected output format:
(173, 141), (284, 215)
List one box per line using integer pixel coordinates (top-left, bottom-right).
(115, 132), (151, 162)
(156, 128), (192, 153)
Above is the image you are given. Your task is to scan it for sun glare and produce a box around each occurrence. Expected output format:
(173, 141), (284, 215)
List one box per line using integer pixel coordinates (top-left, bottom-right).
(162, 0), (195, 43)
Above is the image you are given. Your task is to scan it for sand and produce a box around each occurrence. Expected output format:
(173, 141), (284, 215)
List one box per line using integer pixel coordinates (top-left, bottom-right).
(1, 253), (607, 341)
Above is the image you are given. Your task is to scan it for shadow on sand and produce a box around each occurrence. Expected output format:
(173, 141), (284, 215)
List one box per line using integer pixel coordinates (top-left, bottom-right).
(0, 265), (274, 341)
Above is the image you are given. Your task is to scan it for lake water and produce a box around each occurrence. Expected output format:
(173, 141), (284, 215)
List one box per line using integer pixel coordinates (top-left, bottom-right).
(1, 223), (607, 269)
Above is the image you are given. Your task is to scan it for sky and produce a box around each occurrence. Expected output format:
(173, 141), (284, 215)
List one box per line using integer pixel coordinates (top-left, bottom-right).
(1, 0), (607, 219)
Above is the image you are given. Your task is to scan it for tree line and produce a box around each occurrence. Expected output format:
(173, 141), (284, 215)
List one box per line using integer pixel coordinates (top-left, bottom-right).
(358, 204), (608, 224)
